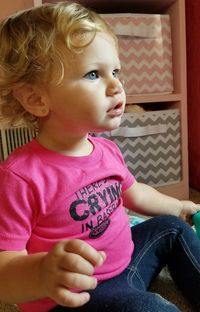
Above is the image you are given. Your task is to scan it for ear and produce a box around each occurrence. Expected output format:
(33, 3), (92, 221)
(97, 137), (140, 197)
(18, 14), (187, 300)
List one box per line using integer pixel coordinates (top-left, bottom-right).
(13, 84), (50, 117)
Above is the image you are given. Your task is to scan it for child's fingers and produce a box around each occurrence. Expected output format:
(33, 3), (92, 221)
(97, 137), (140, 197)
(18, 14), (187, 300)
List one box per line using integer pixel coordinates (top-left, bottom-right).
(190, 204), (200, 216)
(58, 271), (97, 290)
(195, 204), (200, 211)
(62, 239), (106, 268)
(58, 252), (98, 276)
(181, 201), (200, 216)
(52, 288), (91, 308)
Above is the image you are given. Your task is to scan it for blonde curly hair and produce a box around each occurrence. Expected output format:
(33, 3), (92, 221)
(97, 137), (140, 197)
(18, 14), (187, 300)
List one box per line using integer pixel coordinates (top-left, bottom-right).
(0, 1), (117, 128)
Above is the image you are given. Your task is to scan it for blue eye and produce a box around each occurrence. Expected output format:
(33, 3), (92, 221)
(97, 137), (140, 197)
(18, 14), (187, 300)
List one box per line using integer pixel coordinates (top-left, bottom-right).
(112, 69), (120, 78)
(84, 71), (99, 80)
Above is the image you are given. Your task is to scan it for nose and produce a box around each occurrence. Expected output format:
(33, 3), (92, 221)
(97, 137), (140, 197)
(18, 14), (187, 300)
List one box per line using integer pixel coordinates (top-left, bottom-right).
(106, 78), (124, 96)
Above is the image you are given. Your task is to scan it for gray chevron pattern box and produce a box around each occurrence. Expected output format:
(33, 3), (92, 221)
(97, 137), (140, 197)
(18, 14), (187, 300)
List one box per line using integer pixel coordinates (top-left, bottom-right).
(96, 109), (181, 187)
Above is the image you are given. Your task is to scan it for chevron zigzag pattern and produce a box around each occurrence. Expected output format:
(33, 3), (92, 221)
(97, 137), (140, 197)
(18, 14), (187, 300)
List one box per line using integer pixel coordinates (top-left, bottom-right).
(95, 109), (181, 187)
(102, 13), (173, 95)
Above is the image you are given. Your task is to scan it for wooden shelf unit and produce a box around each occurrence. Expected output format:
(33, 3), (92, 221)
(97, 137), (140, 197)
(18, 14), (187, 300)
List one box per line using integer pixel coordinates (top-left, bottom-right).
(0, 0), (188, 199)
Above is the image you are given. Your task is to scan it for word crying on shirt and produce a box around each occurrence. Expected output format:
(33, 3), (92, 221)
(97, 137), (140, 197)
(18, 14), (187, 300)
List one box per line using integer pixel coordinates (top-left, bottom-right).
(69, 178), (122, 238)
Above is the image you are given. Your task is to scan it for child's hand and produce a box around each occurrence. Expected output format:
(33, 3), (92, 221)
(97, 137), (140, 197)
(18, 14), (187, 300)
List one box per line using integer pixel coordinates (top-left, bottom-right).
(179, 200), (200, 224)
(39, 239), (106, 308)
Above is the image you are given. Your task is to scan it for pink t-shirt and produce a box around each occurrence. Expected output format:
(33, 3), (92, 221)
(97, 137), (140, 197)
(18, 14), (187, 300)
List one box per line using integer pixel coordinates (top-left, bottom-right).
(0, 136), (135, 312)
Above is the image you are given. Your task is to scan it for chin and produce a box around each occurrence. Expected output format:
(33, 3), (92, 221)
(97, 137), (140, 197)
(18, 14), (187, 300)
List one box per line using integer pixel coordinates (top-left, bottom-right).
(93, 119), (122, 133)
(108, 120), (122, 130)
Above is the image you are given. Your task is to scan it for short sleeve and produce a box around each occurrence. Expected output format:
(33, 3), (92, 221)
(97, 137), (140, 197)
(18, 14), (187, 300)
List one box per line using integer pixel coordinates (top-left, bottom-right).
(115, 147), (136, 192)
(0, 168), (36, 251)
(101, 137), (136, 192)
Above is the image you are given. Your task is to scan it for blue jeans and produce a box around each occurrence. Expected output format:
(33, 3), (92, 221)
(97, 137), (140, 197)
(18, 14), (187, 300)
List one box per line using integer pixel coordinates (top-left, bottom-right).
(50, 215), (200, 311)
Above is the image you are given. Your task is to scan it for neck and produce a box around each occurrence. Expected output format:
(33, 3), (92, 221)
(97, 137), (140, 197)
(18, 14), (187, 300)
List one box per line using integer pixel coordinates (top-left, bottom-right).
(36, 131), (93, 157)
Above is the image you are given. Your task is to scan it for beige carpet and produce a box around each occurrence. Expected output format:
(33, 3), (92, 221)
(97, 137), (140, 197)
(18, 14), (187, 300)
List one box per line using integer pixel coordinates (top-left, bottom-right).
(150, 267), (194, 311)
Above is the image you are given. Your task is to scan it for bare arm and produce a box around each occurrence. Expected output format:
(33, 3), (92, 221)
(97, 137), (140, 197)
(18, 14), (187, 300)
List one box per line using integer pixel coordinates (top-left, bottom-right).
(122, 181), (200, 219)
(0, 240), (105, 308)
(0, 250), (46, 303)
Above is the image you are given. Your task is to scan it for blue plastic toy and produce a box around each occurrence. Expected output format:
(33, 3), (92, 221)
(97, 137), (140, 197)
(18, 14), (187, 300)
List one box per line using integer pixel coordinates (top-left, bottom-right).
(192, 211), (200, 239)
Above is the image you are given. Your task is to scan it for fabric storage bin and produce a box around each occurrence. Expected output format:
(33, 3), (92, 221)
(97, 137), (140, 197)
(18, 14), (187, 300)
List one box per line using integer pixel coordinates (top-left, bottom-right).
(101, 13), (173, 95)
(95, 109), (181, 187)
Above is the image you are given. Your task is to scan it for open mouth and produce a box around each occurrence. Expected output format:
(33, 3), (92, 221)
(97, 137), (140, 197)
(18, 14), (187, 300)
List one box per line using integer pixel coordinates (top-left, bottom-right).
(107, 102), (124, 116)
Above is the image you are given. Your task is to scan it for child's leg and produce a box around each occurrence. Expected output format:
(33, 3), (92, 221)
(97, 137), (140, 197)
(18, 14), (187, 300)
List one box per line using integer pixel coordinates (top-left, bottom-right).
(52, 215), (200, 312)
(50, 272), (180, 312)
(128, 215), (200, 309)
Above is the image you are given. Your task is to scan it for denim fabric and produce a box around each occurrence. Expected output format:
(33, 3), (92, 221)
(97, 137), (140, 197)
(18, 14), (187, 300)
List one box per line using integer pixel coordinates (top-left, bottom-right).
(50, 215), (200, 312)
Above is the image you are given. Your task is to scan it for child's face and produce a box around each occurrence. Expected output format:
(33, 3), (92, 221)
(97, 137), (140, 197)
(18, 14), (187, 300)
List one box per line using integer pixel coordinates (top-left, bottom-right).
(43, 32), (126, 136)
